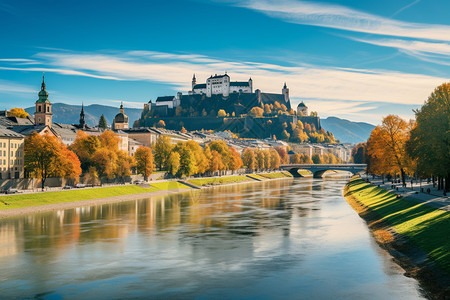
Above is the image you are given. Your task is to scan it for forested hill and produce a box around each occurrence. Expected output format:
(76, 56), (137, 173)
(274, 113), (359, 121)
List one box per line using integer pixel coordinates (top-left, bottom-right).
(25, 103), (143, 127)
(321, 116), (375, 144)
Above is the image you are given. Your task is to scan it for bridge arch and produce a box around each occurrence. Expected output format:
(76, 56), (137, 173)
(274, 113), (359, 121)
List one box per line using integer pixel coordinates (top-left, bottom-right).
(312, 169), (356, 178)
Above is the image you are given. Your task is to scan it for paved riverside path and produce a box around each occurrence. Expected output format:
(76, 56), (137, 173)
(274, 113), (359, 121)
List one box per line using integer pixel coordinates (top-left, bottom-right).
(365, 176), (449, 212)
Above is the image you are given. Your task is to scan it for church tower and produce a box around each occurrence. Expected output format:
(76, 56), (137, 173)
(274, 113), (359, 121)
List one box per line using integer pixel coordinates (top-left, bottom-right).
(282, 82), (289, 103)
(191, 74), (196, 90)
(79, 103), (86, 129)
(35, 75), (52, 127)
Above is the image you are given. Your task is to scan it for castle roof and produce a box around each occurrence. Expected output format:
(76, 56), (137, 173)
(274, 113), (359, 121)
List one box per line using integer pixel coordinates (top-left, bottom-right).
(230, 81), (250, 87)
(209, 74), (229, 79)
(193, 84), (206, 89)
(297, 101), (307, 108)
(156, 96), (176, 102)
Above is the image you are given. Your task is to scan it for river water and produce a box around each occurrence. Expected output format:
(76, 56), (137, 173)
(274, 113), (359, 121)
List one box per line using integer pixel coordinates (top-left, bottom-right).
(0, 178), (425, 299)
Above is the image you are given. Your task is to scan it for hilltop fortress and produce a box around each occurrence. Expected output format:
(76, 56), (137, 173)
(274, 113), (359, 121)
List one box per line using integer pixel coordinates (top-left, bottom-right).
(135, 73), (320, 139)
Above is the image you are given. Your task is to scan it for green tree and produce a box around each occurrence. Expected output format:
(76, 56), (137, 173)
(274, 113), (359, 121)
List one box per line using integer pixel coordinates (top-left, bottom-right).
(174, 143), (197, 177)
(407, 83), (450, 191)
(98, 114), (108, 129)
(134, 146), (154, 181)
(311, 153), (323, 164)
(154, 136), (173, 170)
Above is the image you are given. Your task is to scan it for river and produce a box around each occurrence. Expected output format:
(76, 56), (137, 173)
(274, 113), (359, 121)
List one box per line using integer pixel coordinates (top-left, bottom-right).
(0, 178), (425, 299)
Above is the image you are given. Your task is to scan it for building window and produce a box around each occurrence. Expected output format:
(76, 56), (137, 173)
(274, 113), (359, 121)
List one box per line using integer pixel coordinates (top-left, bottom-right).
(38, 106), (41, 112)
(47, 106), (50, 112)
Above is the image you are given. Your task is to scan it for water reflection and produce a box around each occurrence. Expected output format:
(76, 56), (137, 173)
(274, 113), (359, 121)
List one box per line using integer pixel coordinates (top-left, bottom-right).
(0, 178), (424, 299)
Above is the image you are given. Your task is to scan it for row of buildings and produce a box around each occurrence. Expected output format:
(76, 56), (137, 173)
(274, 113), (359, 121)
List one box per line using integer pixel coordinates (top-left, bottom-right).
(0, 77), (351, 180)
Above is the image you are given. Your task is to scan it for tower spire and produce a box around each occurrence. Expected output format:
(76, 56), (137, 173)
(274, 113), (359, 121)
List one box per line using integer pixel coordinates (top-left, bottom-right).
(41, 73), (46, 91)
(79, 102), (86, 129)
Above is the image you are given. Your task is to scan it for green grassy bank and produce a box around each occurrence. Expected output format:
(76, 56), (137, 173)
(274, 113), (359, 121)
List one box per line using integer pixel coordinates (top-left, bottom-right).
(188, 172), (293, 187)
(188, 175), (251, 187)
(0, 181), (190, 210)
(344, 176), (450, 274)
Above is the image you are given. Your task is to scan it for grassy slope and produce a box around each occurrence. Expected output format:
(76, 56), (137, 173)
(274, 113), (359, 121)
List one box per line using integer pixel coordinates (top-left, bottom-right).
(0, 181), (190, 210)
(258, 172), (293, 179)
(188, 175), (251, 186)
(345, 176), (450, 273)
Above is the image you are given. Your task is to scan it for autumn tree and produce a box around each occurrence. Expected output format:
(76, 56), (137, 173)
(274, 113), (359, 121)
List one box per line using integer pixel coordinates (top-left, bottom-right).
(8, 108), (29, 118)
(156, 120), (166, 128)
(134, 146), (154, 181)
(173, 143), (197, 177)
(186, 140), (209, 174)
(98, 114), (108, 129)
(167, 152), (180, 176)
(249, 107), (264, 117)
(407, 83), (450, 191)
(242, 148), (256, 171)
(209, 141), (232, 170)
(367, 115), (414, 186)
(217, 109), (227, 117)
(269, 149), (281, 169)
(24, 133), (81, 190)
(70, 131), (101, 172)
(230, 147), (243, 171)
(99, 130), (119, 151)
(290, 153), (301, 164)
(91, 148), (117, 181)
(154, 135), (173, 170)
(115, 150), (135, 182)
(209, 150), (224, 173)
(275, 147), (289, 164)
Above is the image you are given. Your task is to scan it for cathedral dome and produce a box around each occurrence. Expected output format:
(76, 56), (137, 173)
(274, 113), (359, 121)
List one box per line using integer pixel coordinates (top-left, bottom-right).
(114, 112), (128, 123)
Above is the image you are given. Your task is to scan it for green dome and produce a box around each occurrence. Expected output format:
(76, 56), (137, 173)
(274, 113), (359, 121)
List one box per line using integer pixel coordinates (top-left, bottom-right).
(36, 75), (51, 103)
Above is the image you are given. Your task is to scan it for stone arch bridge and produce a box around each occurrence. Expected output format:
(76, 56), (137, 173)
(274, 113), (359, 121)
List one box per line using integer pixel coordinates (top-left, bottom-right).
(280, 164), (367, 178)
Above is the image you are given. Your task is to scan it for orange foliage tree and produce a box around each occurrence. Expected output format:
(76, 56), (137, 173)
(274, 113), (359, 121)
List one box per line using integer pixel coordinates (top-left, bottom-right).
(134, 146), (154, 181)
(367, 115), (415, 186)
(25, 133), (81, 190)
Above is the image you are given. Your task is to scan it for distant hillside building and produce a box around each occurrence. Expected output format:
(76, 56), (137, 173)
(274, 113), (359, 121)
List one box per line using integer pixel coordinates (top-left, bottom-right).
(113, 103), (129, 130)
(190, 73), (253, 97)
(145, 73), (291, 117)
(297, 101), (308, 116)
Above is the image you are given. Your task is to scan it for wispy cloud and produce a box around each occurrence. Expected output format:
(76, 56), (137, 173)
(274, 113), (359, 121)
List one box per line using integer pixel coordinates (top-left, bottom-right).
(230, 0), (450, 42)
(351, 37), (450, 65)
(391, 0), (421, 17)
(0, 79), (35, 95)
(0, 50), (446, 108)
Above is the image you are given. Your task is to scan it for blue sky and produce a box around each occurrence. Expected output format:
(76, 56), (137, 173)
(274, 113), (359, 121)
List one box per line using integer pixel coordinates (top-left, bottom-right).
(0, 0), (449, 124)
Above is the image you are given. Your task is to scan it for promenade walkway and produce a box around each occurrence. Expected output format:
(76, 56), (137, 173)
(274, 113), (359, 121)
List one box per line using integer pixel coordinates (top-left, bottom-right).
(364, 176), (449, 212)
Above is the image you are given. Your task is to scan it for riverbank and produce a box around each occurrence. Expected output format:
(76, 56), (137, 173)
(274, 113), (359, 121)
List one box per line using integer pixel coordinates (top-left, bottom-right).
(0, 172), (292, 219)
(344, 176), (450, 299)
